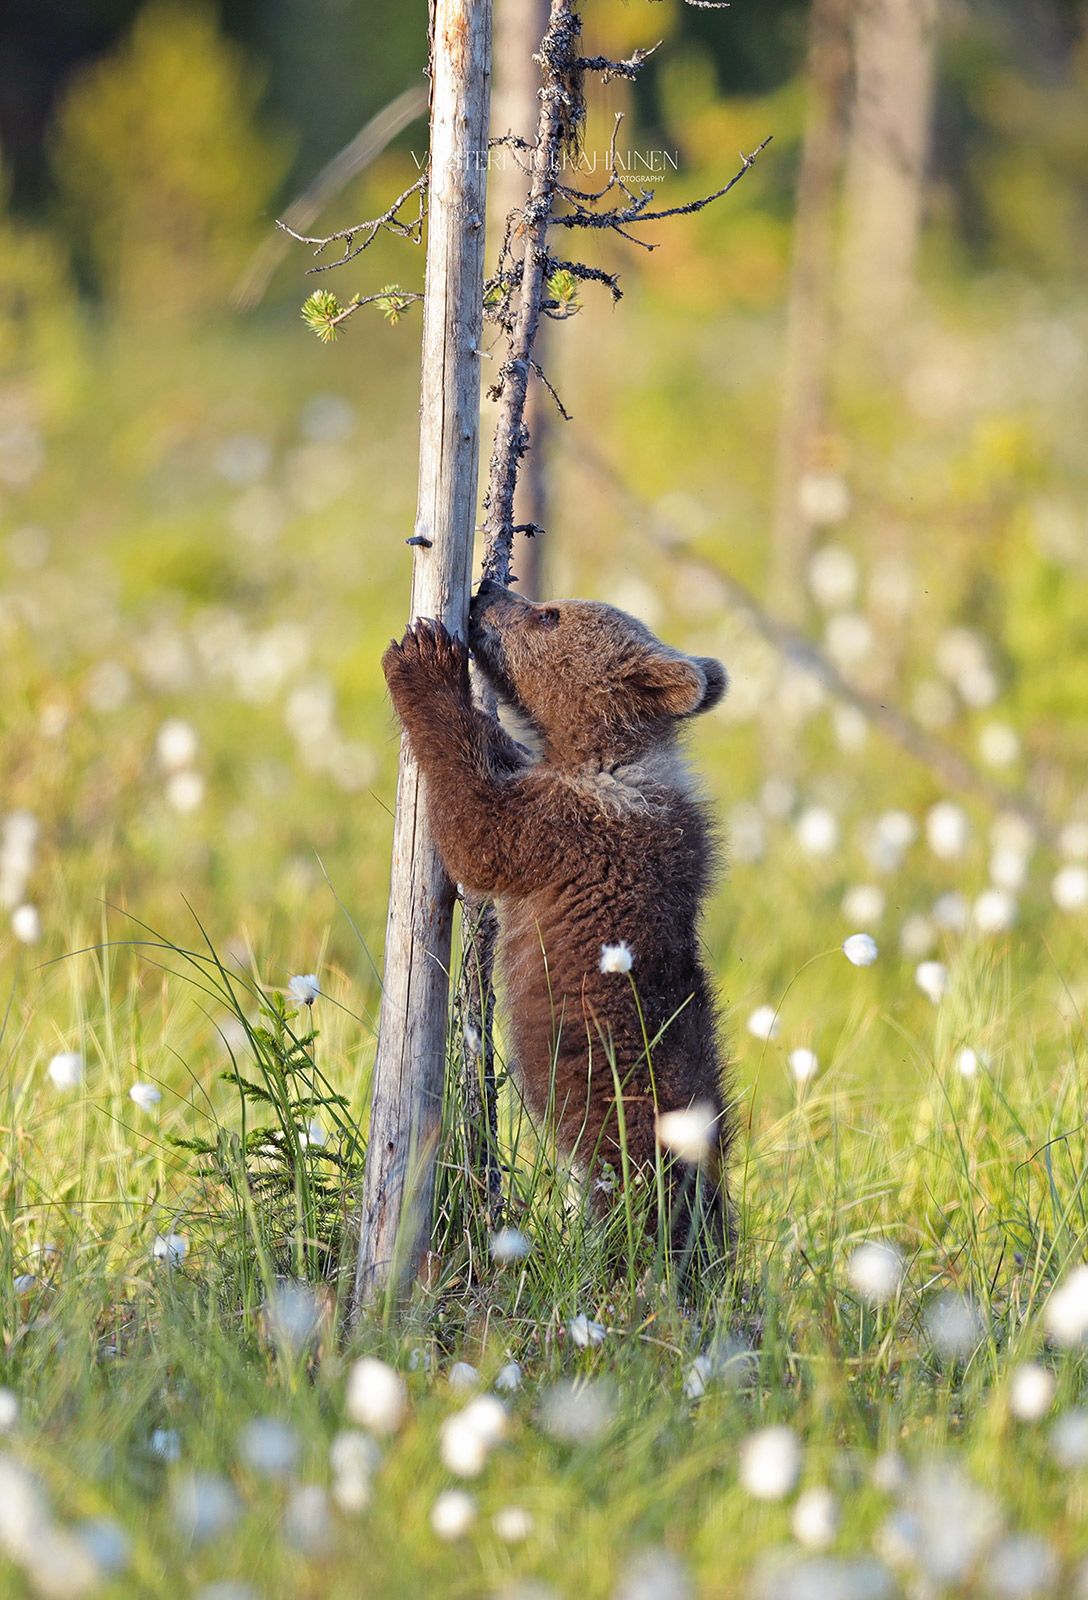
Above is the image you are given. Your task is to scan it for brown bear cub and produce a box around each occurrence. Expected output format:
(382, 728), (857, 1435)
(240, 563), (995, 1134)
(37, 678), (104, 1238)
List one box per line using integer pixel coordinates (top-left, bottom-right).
(382, 577), (731, 1256)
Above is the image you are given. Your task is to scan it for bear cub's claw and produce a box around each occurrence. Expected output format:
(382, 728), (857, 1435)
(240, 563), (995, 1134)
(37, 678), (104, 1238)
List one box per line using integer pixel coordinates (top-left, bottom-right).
(382, 617), (470, 697)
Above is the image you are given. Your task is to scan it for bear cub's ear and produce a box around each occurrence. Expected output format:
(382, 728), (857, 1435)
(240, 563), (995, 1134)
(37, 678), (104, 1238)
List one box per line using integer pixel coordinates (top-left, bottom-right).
(692, 656), (728, 714)
(632, 651), (728, 718)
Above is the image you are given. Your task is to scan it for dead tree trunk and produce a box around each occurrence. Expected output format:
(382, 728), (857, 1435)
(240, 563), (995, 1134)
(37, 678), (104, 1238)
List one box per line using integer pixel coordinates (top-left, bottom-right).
(352, 0), (493, 1316)
(768, 0), (852, 625)
(840, 0), (940, 340)
(491, 0), (552, 597)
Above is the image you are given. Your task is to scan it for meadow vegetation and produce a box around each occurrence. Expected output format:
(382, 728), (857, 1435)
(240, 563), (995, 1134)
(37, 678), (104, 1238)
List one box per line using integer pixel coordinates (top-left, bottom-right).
(2, 2), (1088, 1595)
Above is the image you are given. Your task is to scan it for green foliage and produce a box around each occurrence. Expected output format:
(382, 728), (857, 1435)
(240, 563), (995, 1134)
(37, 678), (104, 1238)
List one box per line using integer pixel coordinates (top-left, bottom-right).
(544, 267), (582, 319)
(301, 289), (346, 343)
(50, 0), (289, 319)
(172, 990), (364, 1281)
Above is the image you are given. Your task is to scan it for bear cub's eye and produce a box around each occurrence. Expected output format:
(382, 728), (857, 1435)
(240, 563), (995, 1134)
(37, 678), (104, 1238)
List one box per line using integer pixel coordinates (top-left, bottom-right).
(535, 607), (560, 629)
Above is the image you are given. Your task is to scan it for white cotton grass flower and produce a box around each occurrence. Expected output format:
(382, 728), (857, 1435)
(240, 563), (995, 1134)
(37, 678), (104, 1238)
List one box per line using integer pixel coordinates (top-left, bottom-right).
(824, 611), (874, 670)
(11, 905), (40, 944)
(1049, 1409), (1088, 1468)
(990, 846), (1029, 891)
(298, 1118), (327, 1149)
(683, 1354), (716, 1401)
(791, 1486), (839, 1550)
(739, 1426), (801, 1501)
(747, 1004), (780, 1042)
(1053, 863), (1088, 913)
(953, 1046), (981, 1078)
(795, 805), (840, 858)
(538, 1378), (615, 1443)
(978, 722), (1020, 768)
(288, 973), (320, 1006)
(21, 1528), (102, 1599)
(448, 1361), (480, 1391)
(0, 1389), (18, 1432)
(283, 1484), (334, 1556)
(495, 1361), (523, 1393)
(493, 1505), (534, 1544)
(264, 1280), (324, 1356)
(430, 1489), (476, 1540)
(329, 1430), (380, 1515)
(807, 541), (858, 605)
(925, 1293), (984, 1360)
(900, 914), (936, 959)
(1044, 1264), (1088, 1346)
(973, 887), (1016, 933)
(982, 1536), (1058, 1599)
(788, 1048), (819, 1085)
(842, 932), (878, 967)
(841, 884), (884, 927)
(932, 890), (969, 931)
(871, 1451), (909, 1495)
(149, 1427), (181, 1463)
(171, 1471), (240, 1545)
(152, 1232), (187, 1265)
(905, 1463), (1002, 1586)
(761, 776), (797, 818)
(238, 1416), (300, 1479)
(599, 941), (634, 975)
(490, 1227), (531, 1263)
(832, 705), (868, 751)
(847, 1242), (904, 1305)
(926, 800), (970, 861)
(915, 960), (948, 1005)
(166, 770), (205, 814)
(1009, 1362), (1056, 1423)
(869, 808), (918, 871)
(568, 1313), (607, 1349)
(615, 1547), (694, 1600)
(156, 718), (199, 772)
(129, 1082), (162, 1111)
(1060, 820), (1088, 860)
(75, 1517), (130, 1576)
(655, 1101), (717, 1164)
(345, 1357), (407, 1436)
(47, 1051), (84, 1090)
(439, 1396), (507, 1478)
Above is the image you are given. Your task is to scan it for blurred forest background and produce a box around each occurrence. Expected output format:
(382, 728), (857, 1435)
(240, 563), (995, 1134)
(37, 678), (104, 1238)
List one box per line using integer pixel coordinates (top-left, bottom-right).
(2, 0), (1087, 1059)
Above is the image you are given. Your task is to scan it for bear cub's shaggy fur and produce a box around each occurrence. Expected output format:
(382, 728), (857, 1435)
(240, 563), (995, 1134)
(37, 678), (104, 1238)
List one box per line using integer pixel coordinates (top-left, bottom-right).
(382, 578), (730, 1245)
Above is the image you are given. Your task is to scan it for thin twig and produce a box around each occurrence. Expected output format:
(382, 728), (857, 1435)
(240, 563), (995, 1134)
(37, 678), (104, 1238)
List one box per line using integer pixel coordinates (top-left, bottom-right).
(277, 177), (428, 272)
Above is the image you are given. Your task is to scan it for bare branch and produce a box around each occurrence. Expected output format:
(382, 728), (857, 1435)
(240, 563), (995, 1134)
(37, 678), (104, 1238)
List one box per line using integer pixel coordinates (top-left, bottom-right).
(277, 177), (428, 273)
(575, 43), (661, 82)
(553, 135), (773, 232)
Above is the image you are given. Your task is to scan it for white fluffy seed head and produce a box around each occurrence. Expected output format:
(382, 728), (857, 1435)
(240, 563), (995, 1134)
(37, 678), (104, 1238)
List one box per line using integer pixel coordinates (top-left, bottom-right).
(345, 1358), (407, 1436)
(739, 1426), (801, 1501)
(847, 1242), (904, 1305)
(152, 1232), (187, 1265)
(791, 1485), (839, 1550)
(1044, 1266), (1088, 1347)
(11, 905), (40, 944)
(288, 973), (320, 1005)
(926, 800), (970, 860)
(1009, 1363), (1056, 1422)
(655, 1101), (717, 1164)
(843, 933), (879, 967)
(599, 941), (634, 975)
(430, 1489), (476, 1540)
(47, 1052), (84, 1090)
(568, 1314), (607, 1349)
(915, 961), (948, 1005)
(489, 1228), (531, 1263)
(747, 1005), (780, 1042)
(788, 1048), (819, 1085)
(1053, 864), (1088, 912)
(129, 1082), (162, 1111)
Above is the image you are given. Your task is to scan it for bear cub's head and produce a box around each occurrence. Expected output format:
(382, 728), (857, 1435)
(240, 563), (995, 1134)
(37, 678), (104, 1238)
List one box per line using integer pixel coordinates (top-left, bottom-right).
(469, 578), (727, 767)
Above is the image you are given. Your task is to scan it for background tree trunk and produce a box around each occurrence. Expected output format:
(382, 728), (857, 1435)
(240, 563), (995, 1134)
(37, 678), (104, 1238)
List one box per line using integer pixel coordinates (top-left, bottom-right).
(352, 0), (493, 1317)
(490, 0), (552, 598)
(768, 0), (852, 625)
(840, 0), (940, 341)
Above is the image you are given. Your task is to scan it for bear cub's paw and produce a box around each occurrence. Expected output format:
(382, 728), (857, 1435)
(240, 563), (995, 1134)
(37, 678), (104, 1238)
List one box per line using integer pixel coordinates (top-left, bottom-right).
(382, 618), (470, 699)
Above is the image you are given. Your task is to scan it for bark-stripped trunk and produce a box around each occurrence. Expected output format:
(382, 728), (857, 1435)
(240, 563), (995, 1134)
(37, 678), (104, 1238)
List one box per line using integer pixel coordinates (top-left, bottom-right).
(491, 0), (552, 598)
(840, 0), (939, 339)
(769, 0), (852, 625)
(352, 0), (493, 1316)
